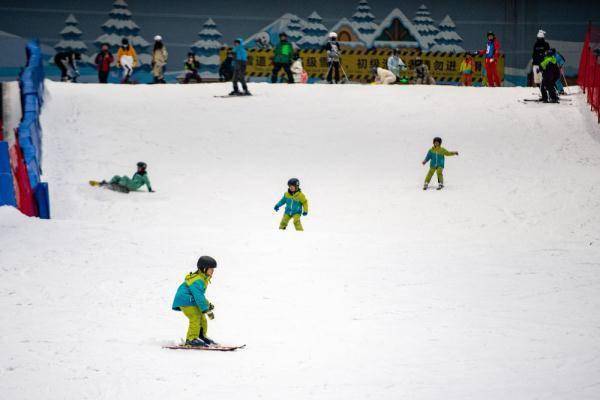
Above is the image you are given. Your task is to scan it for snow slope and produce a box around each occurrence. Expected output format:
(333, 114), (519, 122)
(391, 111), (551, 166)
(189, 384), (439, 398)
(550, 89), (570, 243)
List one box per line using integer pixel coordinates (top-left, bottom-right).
(2, 81), (600, 400)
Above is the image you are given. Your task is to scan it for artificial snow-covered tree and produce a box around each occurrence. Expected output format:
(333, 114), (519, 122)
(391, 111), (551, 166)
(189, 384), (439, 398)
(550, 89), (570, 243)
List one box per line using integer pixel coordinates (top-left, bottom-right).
(431, 15), (464, 52)
(55, 14), (88, 56)
(351, 0), (378, 37)
(191, 18), (223, 78)
(297, 12), (328, 49)
(94, 0), (151, 68)
(286, 15), (304, 45)
(412, 4), (439, 50)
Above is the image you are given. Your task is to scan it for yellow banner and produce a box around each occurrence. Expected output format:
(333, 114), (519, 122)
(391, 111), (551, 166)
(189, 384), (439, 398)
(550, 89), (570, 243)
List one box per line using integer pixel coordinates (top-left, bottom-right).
(220, 48), (505, 84)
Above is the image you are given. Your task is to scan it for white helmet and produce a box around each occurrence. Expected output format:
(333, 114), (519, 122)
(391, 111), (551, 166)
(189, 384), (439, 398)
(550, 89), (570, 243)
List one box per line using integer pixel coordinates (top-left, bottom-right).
(537, 29), (546, 39)
(329, 31), (337, 38)
(154, 35), (162, 41)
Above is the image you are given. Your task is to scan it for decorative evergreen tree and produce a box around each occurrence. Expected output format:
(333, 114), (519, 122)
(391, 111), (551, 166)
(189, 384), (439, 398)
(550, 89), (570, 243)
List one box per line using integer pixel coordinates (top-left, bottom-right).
(431, 15), (464, 52)
(191, 18), (223, 77)
(55, 14), (88, 55)
(297, 12), (328, 49)
(94, 0), (150, 67)
(412, 4), (439, 49)
(351, 0), (378, 37)
(286, 15), (304, 44)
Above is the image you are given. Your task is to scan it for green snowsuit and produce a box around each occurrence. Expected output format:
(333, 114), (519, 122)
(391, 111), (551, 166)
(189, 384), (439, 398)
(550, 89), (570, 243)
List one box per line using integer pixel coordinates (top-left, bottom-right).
(423, 146), (457, 184)
(110, 172), (153, 191)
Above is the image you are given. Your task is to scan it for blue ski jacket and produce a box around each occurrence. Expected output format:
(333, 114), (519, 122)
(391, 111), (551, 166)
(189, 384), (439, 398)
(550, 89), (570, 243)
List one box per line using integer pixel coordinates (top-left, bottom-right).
(424, 146), (456, 169)
(172, 271), (211, 312)
(233, 38), (247, 62)
(275, 190), (308, 216)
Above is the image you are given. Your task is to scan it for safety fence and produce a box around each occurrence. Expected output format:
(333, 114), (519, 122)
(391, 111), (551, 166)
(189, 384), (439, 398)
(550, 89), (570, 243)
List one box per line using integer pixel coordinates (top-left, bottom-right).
(0, 39), (50, 218)
(578, 23), (600, 123)
(220, 47), (504, 84)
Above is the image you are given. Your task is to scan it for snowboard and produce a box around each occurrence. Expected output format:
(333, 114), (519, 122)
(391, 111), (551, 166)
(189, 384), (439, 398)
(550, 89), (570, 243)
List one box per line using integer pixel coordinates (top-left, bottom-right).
(89, 180), (130, 193)
(164, 344), (245, 352)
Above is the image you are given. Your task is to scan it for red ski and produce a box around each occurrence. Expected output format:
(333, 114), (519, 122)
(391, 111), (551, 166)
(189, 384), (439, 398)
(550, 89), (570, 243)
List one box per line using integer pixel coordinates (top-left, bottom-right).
(164, 344), (245, 352)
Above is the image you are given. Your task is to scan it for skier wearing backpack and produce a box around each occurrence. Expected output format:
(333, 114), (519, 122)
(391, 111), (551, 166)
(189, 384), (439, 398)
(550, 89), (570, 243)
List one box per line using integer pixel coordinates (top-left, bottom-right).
(274, 178), (308, 231)
(422, 137), (459, 190)
(171, 256), (218, 347)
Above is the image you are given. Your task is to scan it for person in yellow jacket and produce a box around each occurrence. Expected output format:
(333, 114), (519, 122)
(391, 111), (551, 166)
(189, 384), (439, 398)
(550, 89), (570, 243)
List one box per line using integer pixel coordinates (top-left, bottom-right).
(274, 178), (309, 231)
(116, 38), (138, 83)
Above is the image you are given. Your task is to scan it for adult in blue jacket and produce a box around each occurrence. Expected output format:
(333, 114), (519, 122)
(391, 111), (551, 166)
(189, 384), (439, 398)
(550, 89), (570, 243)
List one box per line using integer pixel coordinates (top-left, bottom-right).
(172, 256), (217, 347)
(230, 38), (251, 96)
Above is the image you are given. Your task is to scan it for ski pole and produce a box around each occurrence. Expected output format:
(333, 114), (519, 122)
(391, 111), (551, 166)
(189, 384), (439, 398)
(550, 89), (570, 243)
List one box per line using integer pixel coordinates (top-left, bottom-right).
(339, 60), (350, 83)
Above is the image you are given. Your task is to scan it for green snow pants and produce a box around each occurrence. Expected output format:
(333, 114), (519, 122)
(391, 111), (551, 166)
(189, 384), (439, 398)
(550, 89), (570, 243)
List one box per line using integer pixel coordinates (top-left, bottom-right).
(425, 167), (444, 184)
(180, 306), (208, 341)
(279, 213), (303, 231)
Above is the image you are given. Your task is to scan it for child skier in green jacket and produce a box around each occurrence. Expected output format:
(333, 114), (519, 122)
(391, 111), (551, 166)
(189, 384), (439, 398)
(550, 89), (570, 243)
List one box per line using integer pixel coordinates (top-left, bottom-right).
(171, 256), (217, 347)
(92, 161), (154, 193)
(422, 137), (459, 190)
(274, 178), (309, 231)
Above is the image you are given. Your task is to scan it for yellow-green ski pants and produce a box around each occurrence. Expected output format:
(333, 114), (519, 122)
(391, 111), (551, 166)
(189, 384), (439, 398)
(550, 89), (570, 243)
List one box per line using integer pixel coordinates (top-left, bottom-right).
(180, 306), (208, 341)
(425, 167), (444, 184)
(279, 213), (303, 231)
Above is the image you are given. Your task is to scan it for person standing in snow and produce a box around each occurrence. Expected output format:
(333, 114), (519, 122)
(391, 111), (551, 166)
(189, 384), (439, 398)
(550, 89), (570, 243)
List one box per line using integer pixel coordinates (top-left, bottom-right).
(539, 49), (561, 103)
(274, 178), (308, 231)
(94, 43), (114, 84)
(291, 54), (307, 83)
(219, 51), (234, 82)
(422, 137), (459, 190)
(387, 49), (406, 80)
(271, 32), (294, 83)
(532, 30), (550, 87)
(459, 53), (474, 86)
(171, 256), (218, 347)
(117, 38), (138, 84)
(151, 35), (168, 84)
(95, 161), (154, 193)
(183, 52), (201, 83)
(413, 57), (435, 85)
(479, 31), (501, 87)
(372, 66), (397, 85)
(230, 38), (251, 96)
(324, 32), (342, 84)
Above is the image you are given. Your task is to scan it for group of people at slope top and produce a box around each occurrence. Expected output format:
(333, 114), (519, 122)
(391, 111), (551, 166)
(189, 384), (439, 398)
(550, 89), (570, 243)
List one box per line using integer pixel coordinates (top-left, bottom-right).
(531, 29), (567, 103)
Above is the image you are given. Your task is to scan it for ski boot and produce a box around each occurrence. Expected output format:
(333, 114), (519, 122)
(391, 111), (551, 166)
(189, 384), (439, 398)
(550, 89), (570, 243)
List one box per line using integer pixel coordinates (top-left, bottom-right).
(200, 336), (217, 346)
(185, 338), (208, 347)
(229, 90), (241, 96)
(242, 90), (252, 96)
(423, 183), (428, 191)
(437, 183), (444, 190)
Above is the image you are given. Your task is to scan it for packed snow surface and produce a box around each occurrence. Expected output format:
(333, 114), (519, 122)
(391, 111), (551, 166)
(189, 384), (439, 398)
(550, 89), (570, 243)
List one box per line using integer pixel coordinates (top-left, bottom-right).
(2, 81), (600, 400)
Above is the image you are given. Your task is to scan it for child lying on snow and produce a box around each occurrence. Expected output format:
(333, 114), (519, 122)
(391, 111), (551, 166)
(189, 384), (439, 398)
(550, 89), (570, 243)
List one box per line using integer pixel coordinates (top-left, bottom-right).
(93, 161), (154, 193)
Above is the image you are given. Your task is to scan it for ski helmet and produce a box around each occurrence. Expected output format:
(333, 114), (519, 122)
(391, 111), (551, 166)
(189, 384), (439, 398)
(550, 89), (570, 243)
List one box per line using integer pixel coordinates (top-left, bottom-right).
(537, 29), (546, 39)
(197, 255), (217, 271)
(392, 48), (399, 55)
(137, 161), (147, 169)
(487, 31), (495, 38)
(287, 178), (300, 187)
(121, 38), (129, 45)
(329, 32), (337, 39)
(433, 137), (442, 145)
(154, 35), (163, 41)
(371, 66), (378, 75)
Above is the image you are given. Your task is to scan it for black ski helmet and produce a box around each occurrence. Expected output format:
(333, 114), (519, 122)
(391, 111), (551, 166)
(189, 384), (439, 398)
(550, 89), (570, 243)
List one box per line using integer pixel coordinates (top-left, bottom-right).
(433, 137), (442, 145)
(121, 37), (129, 46)
(487, 31), (495, 38)
(197, 255), (217, 271)
(137, 161), (147, 169)
(287, 178), (300, 187)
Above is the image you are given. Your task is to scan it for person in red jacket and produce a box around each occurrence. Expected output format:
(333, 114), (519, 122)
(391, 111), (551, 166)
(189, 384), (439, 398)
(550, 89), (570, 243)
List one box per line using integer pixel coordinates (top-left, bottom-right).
(480, 31), (501, 87)
(94, 43), (114, 84)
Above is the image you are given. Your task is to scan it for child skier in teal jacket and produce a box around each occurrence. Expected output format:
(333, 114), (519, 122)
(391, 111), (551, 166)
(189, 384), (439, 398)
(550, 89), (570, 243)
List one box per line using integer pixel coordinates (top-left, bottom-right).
(172, 256), (217, 347)
(422, 137), (459, 190)
(274, 178), (309, 231)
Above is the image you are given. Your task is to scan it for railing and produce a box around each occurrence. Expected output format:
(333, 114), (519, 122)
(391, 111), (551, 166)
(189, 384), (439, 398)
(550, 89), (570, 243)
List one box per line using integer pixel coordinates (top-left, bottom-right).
(578, 23), (600, 123)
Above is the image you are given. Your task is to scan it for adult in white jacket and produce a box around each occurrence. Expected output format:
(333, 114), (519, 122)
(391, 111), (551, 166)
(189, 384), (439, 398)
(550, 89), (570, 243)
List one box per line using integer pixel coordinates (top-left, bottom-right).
(373, 67), (397, 84)
(387, 49), (406, 77)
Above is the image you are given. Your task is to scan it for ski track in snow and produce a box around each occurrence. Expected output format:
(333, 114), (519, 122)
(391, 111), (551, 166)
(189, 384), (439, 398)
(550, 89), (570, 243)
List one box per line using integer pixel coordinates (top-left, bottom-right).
(1, 81), (600, 400)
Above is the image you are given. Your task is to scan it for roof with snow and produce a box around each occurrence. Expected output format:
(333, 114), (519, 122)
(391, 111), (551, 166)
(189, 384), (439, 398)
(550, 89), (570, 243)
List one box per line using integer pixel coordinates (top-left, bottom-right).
(370, 8), (427, 49)
(330, 18), (368, 47)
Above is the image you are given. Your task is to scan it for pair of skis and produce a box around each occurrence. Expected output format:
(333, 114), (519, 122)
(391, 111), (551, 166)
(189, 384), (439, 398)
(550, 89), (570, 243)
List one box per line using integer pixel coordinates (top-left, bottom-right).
(164, 343), (245, 352)
(89, 180), (130, 193)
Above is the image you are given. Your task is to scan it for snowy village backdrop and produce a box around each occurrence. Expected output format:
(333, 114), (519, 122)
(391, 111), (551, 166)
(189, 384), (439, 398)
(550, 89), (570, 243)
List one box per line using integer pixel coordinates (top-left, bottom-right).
(0, 0), (596, 84)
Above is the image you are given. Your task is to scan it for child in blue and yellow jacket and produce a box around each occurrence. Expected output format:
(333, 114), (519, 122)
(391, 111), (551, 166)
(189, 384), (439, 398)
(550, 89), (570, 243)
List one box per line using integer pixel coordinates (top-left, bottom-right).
(274, 178), (309, 231)
(422, 137), (459, 190)
(172, 256), (217, 347)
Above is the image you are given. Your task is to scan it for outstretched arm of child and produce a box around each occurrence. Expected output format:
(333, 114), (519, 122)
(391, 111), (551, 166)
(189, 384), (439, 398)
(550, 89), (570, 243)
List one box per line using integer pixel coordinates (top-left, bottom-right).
(422, 151), (431, 165)
(274, 195), (286, 211)
(441, 148), (459, 156)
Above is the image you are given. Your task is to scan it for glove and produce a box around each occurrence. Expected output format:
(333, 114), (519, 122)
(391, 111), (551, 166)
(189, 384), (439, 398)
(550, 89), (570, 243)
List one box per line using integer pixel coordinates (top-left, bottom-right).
(274, 206), (279, 212)
(302, 212), (308, 216)
(455, 152), (459, 156)
(208, 302), (215, 311)
(205, 311), (215, 320)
